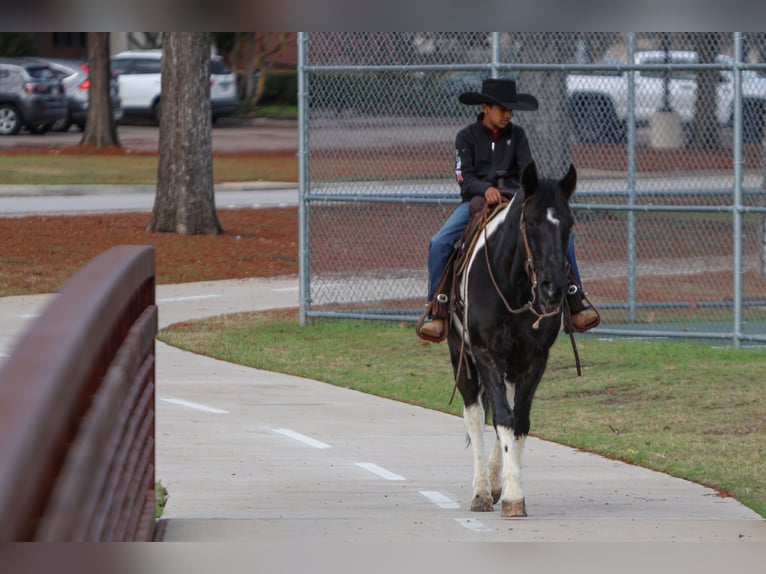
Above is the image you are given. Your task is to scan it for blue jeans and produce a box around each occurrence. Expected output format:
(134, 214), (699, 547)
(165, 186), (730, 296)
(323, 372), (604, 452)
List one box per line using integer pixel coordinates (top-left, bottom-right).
(427, 202), (472, 302)
(427, 202), (583, 303)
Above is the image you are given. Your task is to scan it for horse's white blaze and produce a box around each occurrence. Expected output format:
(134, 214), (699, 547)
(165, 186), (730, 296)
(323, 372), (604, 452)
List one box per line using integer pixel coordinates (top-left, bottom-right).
(496, 427), (526, 502)
(463, 402), (490, 495)
(546, 207), (560, 226)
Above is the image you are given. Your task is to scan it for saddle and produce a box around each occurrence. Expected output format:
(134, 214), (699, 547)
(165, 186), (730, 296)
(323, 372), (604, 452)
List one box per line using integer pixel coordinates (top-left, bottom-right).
(416, 196), (511, 343)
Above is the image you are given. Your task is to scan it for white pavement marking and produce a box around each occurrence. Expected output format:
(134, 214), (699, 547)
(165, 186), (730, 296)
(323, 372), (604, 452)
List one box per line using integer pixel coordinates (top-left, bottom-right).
(455, 518), (495, 533)
(20, 313), (40, 319)
(157, 294), (223, 303)
(273, 428), (332, 449)
(159, 397), (229, 414)
(419, 490), (460, 509)
(355, 462), (406, 481)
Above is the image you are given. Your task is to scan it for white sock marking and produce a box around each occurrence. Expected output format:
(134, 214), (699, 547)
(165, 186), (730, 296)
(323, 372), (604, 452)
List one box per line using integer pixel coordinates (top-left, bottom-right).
(464, 402), (490, 495)
(496, 426), (524, 501)
(355, 462), (406, 481)
(273, 428), (331, 449)
(420, 491), (460, 509)
(159, 397), (229, 414)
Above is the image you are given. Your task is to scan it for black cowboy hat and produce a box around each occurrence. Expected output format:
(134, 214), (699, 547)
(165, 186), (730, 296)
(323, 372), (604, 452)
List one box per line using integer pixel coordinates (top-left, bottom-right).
(459, 78), (539, 111)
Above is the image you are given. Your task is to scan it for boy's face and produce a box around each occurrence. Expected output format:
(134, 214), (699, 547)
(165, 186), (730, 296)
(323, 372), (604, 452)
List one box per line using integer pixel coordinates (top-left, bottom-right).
(481, 103), (512, 131)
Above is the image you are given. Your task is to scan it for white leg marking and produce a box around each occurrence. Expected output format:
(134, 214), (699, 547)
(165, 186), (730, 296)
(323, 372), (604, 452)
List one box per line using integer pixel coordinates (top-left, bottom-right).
(273, 428), (331, 449)
(505, 380), (515, 410)
(546, 207), (560, 226)
(488, 381), (515, 495)
(355, 462), (406, 481)
(488, 436), (502, 495)
(420, 491), (460, 509)
(496, 426), (525, 502)
(464, 402), (490, 497)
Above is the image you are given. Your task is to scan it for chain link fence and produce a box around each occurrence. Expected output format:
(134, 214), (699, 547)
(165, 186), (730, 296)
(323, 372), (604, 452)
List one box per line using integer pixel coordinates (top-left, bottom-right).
(298, 32), (766, 345)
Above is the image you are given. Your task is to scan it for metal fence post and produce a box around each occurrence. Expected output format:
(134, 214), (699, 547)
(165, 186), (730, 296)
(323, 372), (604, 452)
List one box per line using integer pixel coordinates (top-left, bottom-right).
(626, 32), (638, 323)
(298, 32), (310, 326)
(732, 32), (744, 346)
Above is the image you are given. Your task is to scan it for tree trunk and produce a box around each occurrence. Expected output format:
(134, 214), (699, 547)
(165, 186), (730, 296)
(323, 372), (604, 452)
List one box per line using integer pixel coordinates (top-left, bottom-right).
(690, 33), (722, 150)
(80, 33), (120, 148)
(251, 33), (289, 108)
(517, 33), (577, 176)
(148, 32), (222, 235)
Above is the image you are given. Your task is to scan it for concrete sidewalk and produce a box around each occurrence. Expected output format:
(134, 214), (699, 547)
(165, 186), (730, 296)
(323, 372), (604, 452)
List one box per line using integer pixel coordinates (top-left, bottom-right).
(0, 181), (297, 216)
(2, 277), (763, 543)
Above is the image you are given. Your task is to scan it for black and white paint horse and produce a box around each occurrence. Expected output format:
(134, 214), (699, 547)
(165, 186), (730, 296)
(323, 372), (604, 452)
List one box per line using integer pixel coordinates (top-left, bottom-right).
(447, 161), (577, 517)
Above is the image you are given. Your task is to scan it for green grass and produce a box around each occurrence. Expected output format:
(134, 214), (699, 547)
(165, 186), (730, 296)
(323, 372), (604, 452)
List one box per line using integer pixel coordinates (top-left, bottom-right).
(156, 482), (168, 518)
(246, 105), (298, 119)
(0, 155), (297, 185)
(158, 309), (766, 518)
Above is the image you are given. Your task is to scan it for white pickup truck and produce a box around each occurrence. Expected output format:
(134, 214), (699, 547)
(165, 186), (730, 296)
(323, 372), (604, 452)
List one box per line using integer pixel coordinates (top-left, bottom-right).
(566, 50), (766, 144)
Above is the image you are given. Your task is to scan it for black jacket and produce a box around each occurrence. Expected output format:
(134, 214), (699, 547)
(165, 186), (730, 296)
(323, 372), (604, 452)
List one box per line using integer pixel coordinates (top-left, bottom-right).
(454, 114), (533, 202)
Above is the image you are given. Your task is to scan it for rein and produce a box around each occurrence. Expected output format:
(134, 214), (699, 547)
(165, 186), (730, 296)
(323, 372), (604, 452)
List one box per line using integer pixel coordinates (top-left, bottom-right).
(483, 202), (562, 330)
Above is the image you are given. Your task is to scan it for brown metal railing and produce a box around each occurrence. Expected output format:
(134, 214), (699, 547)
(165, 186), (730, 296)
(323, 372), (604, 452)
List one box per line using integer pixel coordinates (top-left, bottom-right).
(0, 245), (157, 541)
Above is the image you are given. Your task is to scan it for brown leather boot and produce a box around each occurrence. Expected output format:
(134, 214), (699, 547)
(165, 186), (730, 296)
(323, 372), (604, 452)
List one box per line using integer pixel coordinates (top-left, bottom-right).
(563, 282), (600, 334)
(568, 307), (600, 333)
(419, 318), (446, 340)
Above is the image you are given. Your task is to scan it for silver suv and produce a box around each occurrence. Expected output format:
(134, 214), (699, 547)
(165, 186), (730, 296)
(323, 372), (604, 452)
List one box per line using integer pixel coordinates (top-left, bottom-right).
(35, 58), (123, 132)
(0, 58), (67, 135)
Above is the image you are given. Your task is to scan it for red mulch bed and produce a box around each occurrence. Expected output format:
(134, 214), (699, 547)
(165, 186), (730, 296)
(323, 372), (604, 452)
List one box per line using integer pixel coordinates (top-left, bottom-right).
(0, 208), (298, 296)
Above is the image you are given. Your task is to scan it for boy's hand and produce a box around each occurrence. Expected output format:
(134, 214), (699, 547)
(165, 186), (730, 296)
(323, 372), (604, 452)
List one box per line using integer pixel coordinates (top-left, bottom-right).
(484, 186), (502, 205)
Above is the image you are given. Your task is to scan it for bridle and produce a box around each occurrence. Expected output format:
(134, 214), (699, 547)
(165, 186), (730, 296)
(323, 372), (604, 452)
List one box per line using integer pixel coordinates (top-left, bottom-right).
(483, 200), (564, 330)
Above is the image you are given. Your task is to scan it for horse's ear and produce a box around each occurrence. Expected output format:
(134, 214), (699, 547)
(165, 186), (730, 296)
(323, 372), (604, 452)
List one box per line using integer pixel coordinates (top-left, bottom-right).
(558, 163), (577, 200)
(521, 161), (539, 195)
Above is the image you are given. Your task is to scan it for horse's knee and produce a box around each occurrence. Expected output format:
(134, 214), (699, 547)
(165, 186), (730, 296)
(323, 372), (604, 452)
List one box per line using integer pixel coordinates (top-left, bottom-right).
(514, 411), (531, 437)
(493, 409), (514, 430)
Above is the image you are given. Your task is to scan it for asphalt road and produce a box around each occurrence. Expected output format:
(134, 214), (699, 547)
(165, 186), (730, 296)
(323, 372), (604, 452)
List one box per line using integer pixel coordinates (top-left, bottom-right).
(0, 118), (298, 154)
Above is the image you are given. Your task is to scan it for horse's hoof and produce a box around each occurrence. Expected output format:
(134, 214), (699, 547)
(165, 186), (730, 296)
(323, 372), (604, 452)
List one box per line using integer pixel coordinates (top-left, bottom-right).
(491, 488), (501, 504)
(470, 494), (494, 512)
(501, 499), (527, 518)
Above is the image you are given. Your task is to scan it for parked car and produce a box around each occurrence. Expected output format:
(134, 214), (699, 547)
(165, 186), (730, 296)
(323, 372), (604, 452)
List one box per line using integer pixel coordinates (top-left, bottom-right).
(0, 58), (67, 135)
(33, 58), (123, 132)
(111, 50), (238, 124)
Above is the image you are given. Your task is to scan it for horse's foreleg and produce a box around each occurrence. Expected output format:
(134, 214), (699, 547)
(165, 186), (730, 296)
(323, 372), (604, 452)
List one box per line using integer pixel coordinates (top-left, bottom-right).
(488, 438), (502, 504)
(488, 380), (515, 503)
(496, 427), (528, 517)
(463, 401), (493, 512)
